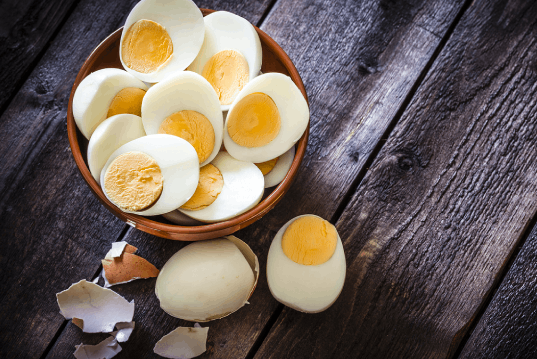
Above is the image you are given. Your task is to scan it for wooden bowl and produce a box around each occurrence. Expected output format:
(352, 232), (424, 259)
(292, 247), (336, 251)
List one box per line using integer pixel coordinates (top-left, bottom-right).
(67, 9), (309, 241)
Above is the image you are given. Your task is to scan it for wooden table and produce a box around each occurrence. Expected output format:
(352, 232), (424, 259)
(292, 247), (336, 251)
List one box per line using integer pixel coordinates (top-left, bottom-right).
(1, 0), (537, 357)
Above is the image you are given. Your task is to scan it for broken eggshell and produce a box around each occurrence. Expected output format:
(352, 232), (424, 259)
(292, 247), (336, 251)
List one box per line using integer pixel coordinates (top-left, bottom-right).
(56, 279), (134, 333)
(155, 235), (259, 322)
(73, 336), (122, 359)
(153, 323), (208, 359)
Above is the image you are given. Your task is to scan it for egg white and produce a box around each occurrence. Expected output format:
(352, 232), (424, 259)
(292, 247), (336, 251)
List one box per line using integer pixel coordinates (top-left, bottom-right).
(263, 146), (295, 188)
(179, 151), (264, 223)
(88, 114), (146, 184)
(162, 210), (203, 226)
(224, 73), (309, 163)
(73, 68), (148, 139)
(119, 0), (205, 83)
(187, 11), (262, 111)
(141, 71), (223, 166)
(266, 214), (346, 313)
(100, 134), (199, 216)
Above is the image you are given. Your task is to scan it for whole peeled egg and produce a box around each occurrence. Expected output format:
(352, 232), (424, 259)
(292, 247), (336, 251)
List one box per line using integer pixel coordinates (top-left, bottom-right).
(266, 214), (346, 313)
(156, 236), (259, 322)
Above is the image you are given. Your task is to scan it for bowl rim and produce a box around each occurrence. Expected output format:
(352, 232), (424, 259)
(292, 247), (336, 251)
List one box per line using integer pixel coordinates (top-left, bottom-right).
(67, 8), (309, 240)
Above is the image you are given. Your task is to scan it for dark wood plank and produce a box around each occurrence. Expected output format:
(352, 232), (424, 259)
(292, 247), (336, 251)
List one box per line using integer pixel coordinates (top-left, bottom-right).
(459, 226), (537, 358)
(0, 0), (78, 113)
(46, 0), (466, 357)
(254, 0), (537, 358)
(0, 0), (274, 358)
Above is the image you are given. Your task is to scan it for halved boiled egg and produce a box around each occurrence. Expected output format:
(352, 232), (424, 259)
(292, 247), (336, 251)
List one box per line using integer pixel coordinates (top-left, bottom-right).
(179, 151), (264, 223)
(267, 214), (346, 313)
(255, 146), (295, 188)
(162, 209), (203, 226)
(100, 134), (199, 216)
(73, 68), (148, 139)
(142, 71), (223, 166)
(223, 73), (309, 163)
(187, 11), (262, 111)
(120, 0), (204, 83)
(87, 114), (146, 184)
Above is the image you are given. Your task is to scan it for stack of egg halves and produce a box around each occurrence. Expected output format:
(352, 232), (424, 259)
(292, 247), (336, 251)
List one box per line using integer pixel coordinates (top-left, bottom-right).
(73, 0), (309, 224)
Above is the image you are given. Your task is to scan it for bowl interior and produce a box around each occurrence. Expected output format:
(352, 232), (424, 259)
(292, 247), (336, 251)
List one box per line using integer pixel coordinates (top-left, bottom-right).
(67, 9), (309, 240)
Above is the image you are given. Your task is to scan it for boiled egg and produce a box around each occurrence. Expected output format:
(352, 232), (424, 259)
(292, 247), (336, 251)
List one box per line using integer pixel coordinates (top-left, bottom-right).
(155, 236), (259, 321)
(73, 68), (147, 139)
(162, 209), (203, 226)
(120, 0), (205, 83)
(179, 151), (264, 223)
(142, 71), (223, 166)
(100, 134), (199, 216)
(87, 114), (146, 184)
(187, 11), (262, 111)
(255, 146), (295, 188)
(223, 73), (309, 163)
(266, 214), (346, 313)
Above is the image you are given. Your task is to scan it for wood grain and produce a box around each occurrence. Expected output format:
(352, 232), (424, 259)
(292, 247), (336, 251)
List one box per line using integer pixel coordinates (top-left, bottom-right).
(255, 0), (537, 358)
(0, 0), (272, 358)
(45, 0), (467, 357)
(0, 0), (78, 113)
(459, 226), (537, 358)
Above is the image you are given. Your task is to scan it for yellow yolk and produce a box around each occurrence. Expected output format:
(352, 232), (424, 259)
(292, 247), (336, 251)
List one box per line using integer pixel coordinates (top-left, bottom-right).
(201, 50), (249, 105)
(107, 87), (146, 118)
(227, 92), (281, 147)
(281, 216), (337, 266)
(122, 19), (173, 73)
(255, 157), (279, 175)
(158, 110), (215, 164)
(104, 151), (163, 212)
(181, 164), (224, 211)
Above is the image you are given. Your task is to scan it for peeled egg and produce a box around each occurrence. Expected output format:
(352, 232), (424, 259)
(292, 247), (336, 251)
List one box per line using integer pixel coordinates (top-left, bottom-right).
(73, 68), (148, 139)
(223, 73), (309, 163)
(120, 0), (205, 83)
(87, 114), (146, 184)
(187, 11), (262, 111)
(100, 134), (199, 216)
(155, 236), (259, 321)
(179, 151), (264, 223)
(142, 71), (223, 166)
(255, 146), (295, 188)
(266, 214), (346, 313)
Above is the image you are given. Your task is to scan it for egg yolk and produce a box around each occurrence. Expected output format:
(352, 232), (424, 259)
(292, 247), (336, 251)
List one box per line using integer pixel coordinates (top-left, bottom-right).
(281, 216), (337, 266)
(107, 87), (146, 118)
(104, 151), (163, 212)
(122, 19), (173, 74)
(158, 110), (215, 164)
(181, 164), (224, 211)
(255, 157), (279, 175)
(202, 50), (249, 105)
(227, 92), (281, 147)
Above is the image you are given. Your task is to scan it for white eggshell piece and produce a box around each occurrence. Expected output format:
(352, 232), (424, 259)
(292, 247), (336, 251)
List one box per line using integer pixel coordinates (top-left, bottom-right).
(73, 336), (122, 359)
(162, 210), (203, 226)
(266, 215), (346, 313)
(73, 68), (148, 139)
(263, 146), (295, 188)
(179, 152), (264, 223)
(110, 321), (135, 343)
(187, 11), (262, 112)
(142, 71), (223, 166)
(119, 0), (204, 83)
(224, 73), (309, 163)
(100, 134), (199, 216)
(153, 325), (209, 359)
(155, 238), (255, 321)
(56, 280), (135, 333)
(104, 241), (129, 258)
(88, 114), (146, 184)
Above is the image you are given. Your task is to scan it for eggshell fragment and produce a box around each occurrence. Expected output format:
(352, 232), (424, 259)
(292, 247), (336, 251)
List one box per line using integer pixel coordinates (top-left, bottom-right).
(110, 321), (135, 343)
(105, 241), (129, 258)
(73, 336), (122, 359)
(155, 236), (259, 322)
(57, 280), (134, 333)
(153, 324), (209, 359)
(102, 252), (160, 287)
